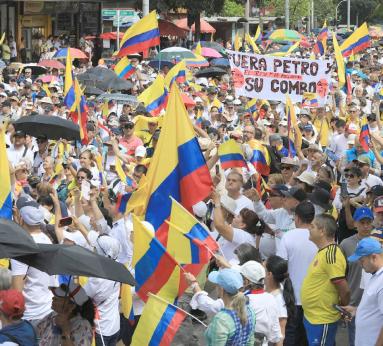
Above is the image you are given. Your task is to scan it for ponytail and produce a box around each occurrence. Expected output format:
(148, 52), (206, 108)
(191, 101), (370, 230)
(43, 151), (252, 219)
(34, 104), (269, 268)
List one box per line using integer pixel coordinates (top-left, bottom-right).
(282, 276), (296, 320)
(230, 292), (248, 325)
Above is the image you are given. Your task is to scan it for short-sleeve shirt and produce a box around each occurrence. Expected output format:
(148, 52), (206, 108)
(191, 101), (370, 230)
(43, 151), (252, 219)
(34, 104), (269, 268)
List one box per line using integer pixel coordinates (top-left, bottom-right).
(301, 244), (347, 324)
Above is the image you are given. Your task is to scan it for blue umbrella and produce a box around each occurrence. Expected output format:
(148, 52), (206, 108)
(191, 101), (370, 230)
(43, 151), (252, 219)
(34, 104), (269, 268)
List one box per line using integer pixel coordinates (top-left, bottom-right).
(210, 58), (230, 67)
(148, 60), (175, 70)
(53, 48), (87, 59)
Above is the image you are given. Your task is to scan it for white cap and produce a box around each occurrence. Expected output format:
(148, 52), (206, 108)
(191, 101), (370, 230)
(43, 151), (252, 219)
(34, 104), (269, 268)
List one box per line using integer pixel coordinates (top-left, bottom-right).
(40, 96), (53, 104)
(195, 96), (203, 103)
(220, 195), (237, 215)
(225, 95), (234, 102)
(279, 120), (288, 126)
(192, 201), (208, 218)
(135, 145), (146, 157)
(240, 261), (265, 284)
(195, 77), (208, 86)
(233, 99), (241, 105)
(63, 230), (89, 249)
(295, 171), (316, 186)
(87, 231), (121, 260)
(347, 134), (357, 145)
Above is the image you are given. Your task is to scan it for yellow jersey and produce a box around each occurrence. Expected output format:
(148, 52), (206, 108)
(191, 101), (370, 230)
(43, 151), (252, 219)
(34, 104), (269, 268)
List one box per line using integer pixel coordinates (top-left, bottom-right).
(301, 244), (347, 324)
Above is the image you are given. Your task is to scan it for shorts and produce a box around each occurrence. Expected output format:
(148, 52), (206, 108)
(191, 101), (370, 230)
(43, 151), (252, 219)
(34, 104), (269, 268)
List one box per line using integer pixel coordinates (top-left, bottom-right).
(303, 317), (338, 346)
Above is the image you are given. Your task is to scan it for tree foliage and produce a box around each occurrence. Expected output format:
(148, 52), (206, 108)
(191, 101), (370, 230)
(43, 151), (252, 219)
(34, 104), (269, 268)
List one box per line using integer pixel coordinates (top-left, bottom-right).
(221, 0), (245, 17)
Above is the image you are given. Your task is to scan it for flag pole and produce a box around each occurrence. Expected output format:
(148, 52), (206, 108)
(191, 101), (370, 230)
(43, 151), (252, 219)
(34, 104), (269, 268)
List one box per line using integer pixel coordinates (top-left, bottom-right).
(148, 293), (208, 327)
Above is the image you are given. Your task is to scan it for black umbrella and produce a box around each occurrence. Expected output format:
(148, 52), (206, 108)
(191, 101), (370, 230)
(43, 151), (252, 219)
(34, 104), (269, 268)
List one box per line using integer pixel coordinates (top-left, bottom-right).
(84, 86), (105, 96)
(14, 244), (135, 285)
(0, 219), (39, 258)
(195, 67), (228, 78)
(104, 77), (133, 91)
(14, 115), (80, 141)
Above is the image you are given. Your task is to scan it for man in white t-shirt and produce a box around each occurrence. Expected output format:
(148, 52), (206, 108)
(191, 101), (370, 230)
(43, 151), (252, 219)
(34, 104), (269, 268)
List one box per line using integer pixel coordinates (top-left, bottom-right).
(6, 130), (34, 168)
(224, 170), (254, 214)
(355, 155), (383, 190)
(328, 119), (349, 161)
(341, 238), (383, 346)
(277, 201), (317, 346)
(11, 199), (57, 336)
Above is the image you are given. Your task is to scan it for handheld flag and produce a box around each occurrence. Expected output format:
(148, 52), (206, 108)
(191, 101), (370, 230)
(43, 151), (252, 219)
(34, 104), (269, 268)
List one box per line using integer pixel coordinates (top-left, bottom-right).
(333, 33), (346, 88)
(164, 61), (187, 89)
(234, 33), (241, 51)
(131, 293), (187, 346)
(0, 33), (5, 45)
(246, 98), (257, 115)
(132, 215), (179, 302)
(254, 26), (261, 42)
(114, 57), (136, 79)
(167, 197), (218, 264)
(116, 11), (160, 57)
(121, 283), (135, 324)
(286, 96), (301, 157)
(248, 140), (270, 176)
(359, 116), (370, 152)
(302, 92), (319, 108)
(63, 49), (76, 111)
(195, 42), (202, 56)
(313, 21), (328, 56)
(71, 79), (88, 144)
(340, 22), (370, 58)
(137, 74), (168, 116)
(245, 33), (260, 54)
(218, 139), (247, 170)
(0, 127), (12, 219)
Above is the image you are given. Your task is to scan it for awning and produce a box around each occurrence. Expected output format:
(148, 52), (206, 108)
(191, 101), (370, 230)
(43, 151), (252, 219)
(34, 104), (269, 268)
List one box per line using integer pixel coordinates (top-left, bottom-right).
(159, 19), (188, 38)
(175, 18), (216, 34)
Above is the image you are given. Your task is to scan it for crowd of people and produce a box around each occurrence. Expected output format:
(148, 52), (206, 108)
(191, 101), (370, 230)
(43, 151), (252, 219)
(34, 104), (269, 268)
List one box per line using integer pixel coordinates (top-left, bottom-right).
(0, 26), (382, 346)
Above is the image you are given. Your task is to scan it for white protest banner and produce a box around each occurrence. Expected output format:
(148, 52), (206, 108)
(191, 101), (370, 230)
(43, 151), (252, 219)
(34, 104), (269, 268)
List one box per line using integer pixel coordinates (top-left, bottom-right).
(227, 50), (332, 103)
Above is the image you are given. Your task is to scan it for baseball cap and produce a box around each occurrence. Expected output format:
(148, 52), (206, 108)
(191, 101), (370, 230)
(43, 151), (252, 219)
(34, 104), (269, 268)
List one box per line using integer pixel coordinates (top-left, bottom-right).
(368, 185), (383, 197)
(51, 280), (89, 306)
(87, 231), (121, 260)
(353, 155), (371, 166)
(348, 238), (383, 262)
(373, 196), (383, 212)
(370, 229), (383, 243)
(208, 268), (243, 294)
(13, 130), (26, 137)
(192, 201), (208, 218)
(353, 207), (374, 221)
(135, 146), (146, 158)
(0, 290), (25, 319)
(239, 261), (265, 284)
(281, 187), (307, 202)
(268, 184), (288, 196)
(303, 124), (314, 132)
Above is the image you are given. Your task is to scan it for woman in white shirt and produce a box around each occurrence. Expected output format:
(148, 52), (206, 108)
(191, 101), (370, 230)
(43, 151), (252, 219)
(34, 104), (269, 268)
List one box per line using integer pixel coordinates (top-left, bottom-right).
(212, 190), (257, 262)
(265, 255), (296, 346)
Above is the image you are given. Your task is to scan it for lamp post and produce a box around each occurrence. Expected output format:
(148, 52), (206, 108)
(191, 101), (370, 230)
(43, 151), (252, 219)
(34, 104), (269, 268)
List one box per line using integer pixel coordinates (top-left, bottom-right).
(335, 0), (346, 29)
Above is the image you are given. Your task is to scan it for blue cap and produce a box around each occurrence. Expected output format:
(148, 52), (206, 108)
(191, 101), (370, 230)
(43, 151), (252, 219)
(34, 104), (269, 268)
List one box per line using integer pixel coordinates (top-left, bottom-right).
(208, 268), (243, 294)
(348, 238), (383, 262)
(303, 124), (314, 132)
(353, 207), (374, 222)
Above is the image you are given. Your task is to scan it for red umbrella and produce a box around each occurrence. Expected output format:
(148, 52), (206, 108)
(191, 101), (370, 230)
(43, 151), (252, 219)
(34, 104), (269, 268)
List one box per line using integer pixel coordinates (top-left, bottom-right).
(36, 75), (58, 83)
(38, 60), (65, 69)
(181, 94), (196, 108)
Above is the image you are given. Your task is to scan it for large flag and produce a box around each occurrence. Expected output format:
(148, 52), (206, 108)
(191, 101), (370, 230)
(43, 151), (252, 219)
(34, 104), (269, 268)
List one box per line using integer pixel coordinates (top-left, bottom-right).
(164, 61), (187, 89)
(71, 79), (88, 144)
(131, 293), (187, 346)
(333, 33), (346, 88)
(313, 21), (328, 56)
(359, 116), (370, 152)
(116, 11), (160, 57)
(0, 126), (12, 219)
(114, 57), (136, 79)
(63, 49), (76, 111)
(137, 74), (168, 116)
(167, 197), (218, 264)
(340, 22), (370, 58)
(248, 140), (270, 176)
(245, 33), (260, 54)
(132, 215), (179, 302)
(286, 96), (301, 157)
(218, 139), (247, 170)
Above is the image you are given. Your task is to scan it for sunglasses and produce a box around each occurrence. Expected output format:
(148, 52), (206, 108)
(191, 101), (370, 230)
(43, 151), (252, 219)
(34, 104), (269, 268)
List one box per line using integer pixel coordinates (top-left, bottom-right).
(345, 173), (355, 178)
(281, 166), (292, 170)
(76, 175), (87, 180)
(124, 124), (134, 129)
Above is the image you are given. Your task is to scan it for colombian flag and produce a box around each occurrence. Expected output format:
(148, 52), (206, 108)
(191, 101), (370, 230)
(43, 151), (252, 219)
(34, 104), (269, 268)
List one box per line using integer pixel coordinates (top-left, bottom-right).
(248, 140), (270, 176)
(167, 197), (218, 264)
(137, 74), (168, 116)
(218, 139), (247, 170)
(131, 293), (186, 346)
(286, 96), (301, 157)
(0, 126), (12, 219)
(246, 98), (257, 114)
(63, 49), (76, 112)
(71, 79), (88, 144)
(359, 116), (370, 152)
(313, 21), (328, 56)
(116, 11), (160, 57)
(114, 57), (136, 79)
(164, 61), (187, 89)
(340, 22), (370, 58)
(333, 33), (346, 88)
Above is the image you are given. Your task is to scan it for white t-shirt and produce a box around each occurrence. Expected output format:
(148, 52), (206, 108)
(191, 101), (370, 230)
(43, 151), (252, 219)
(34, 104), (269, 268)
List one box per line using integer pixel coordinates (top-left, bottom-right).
(217, 227), (255, 262)
(362, 174), (383, 190)
(83, 278), (120, 336)
(277, 228), (318, 305)
(328, 133), (348, 160)
(7, 145), (34, 167)
(11, 232), (57, 321)
(230, 194), (255, 214)
(355, 267), (383, 346)
(271, 289), (288, 319)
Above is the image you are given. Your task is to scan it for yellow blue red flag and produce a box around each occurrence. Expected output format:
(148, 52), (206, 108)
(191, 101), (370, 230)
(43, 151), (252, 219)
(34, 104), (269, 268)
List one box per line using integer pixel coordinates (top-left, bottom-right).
(64, 49), (76, 111)
(71, 78), (88, 144)
(117, 11), (160, 57)
(333, 33), (346, 88)
(359, 115), (370, 152)
(248, 139), (270, 176)
(0, 126), (12, 219)
(131, 293), (186, 346)
(218, 139), (247, 170)
(313, 21), (328, 56)
(167, 197), (218, 264)
(340, 22), (370, 58)
(114, 57), (136, 79)
(137, 74), (168, 116)
(164, 61), (187, 89)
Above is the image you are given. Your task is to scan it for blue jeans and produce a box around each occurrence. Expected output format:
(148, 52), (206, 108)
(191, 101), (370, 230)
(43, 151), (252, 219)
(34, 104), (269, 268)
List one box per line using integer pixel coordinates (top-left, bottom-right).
(303, 317), (338, 346)
(95, 331), (119, 346)
(347, 317), (356, 346)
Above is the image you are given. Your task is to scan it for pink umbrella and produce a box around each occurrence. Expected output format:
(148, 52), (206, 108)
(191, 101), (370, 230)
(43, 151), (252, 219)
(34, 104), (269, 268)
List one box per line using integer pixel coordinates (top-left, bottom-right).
(38, 60), (65, 69)
(200, 47), (222, 58)
(36, 75), (58, 83)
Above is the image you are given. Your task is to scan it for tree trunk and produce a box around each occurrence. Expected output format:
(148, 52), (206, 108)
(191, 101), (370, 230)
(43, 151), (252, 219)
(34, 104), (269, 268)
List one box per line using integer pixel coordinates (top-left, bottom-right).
(195, 12), (201, 42)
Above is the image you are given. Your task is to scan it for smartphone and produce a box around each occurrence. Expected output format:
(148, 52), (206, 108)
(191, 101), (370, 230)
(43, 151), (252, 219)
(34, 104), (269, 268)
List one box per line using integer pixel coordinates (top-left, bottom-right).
(109, 164), (116, 172)
(215, 164), (220, 176)
(58, 217), (73, 227)
(333, 304), (352, 318)
(340, 178), (348, 198)
(81, 180), (91, 201)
